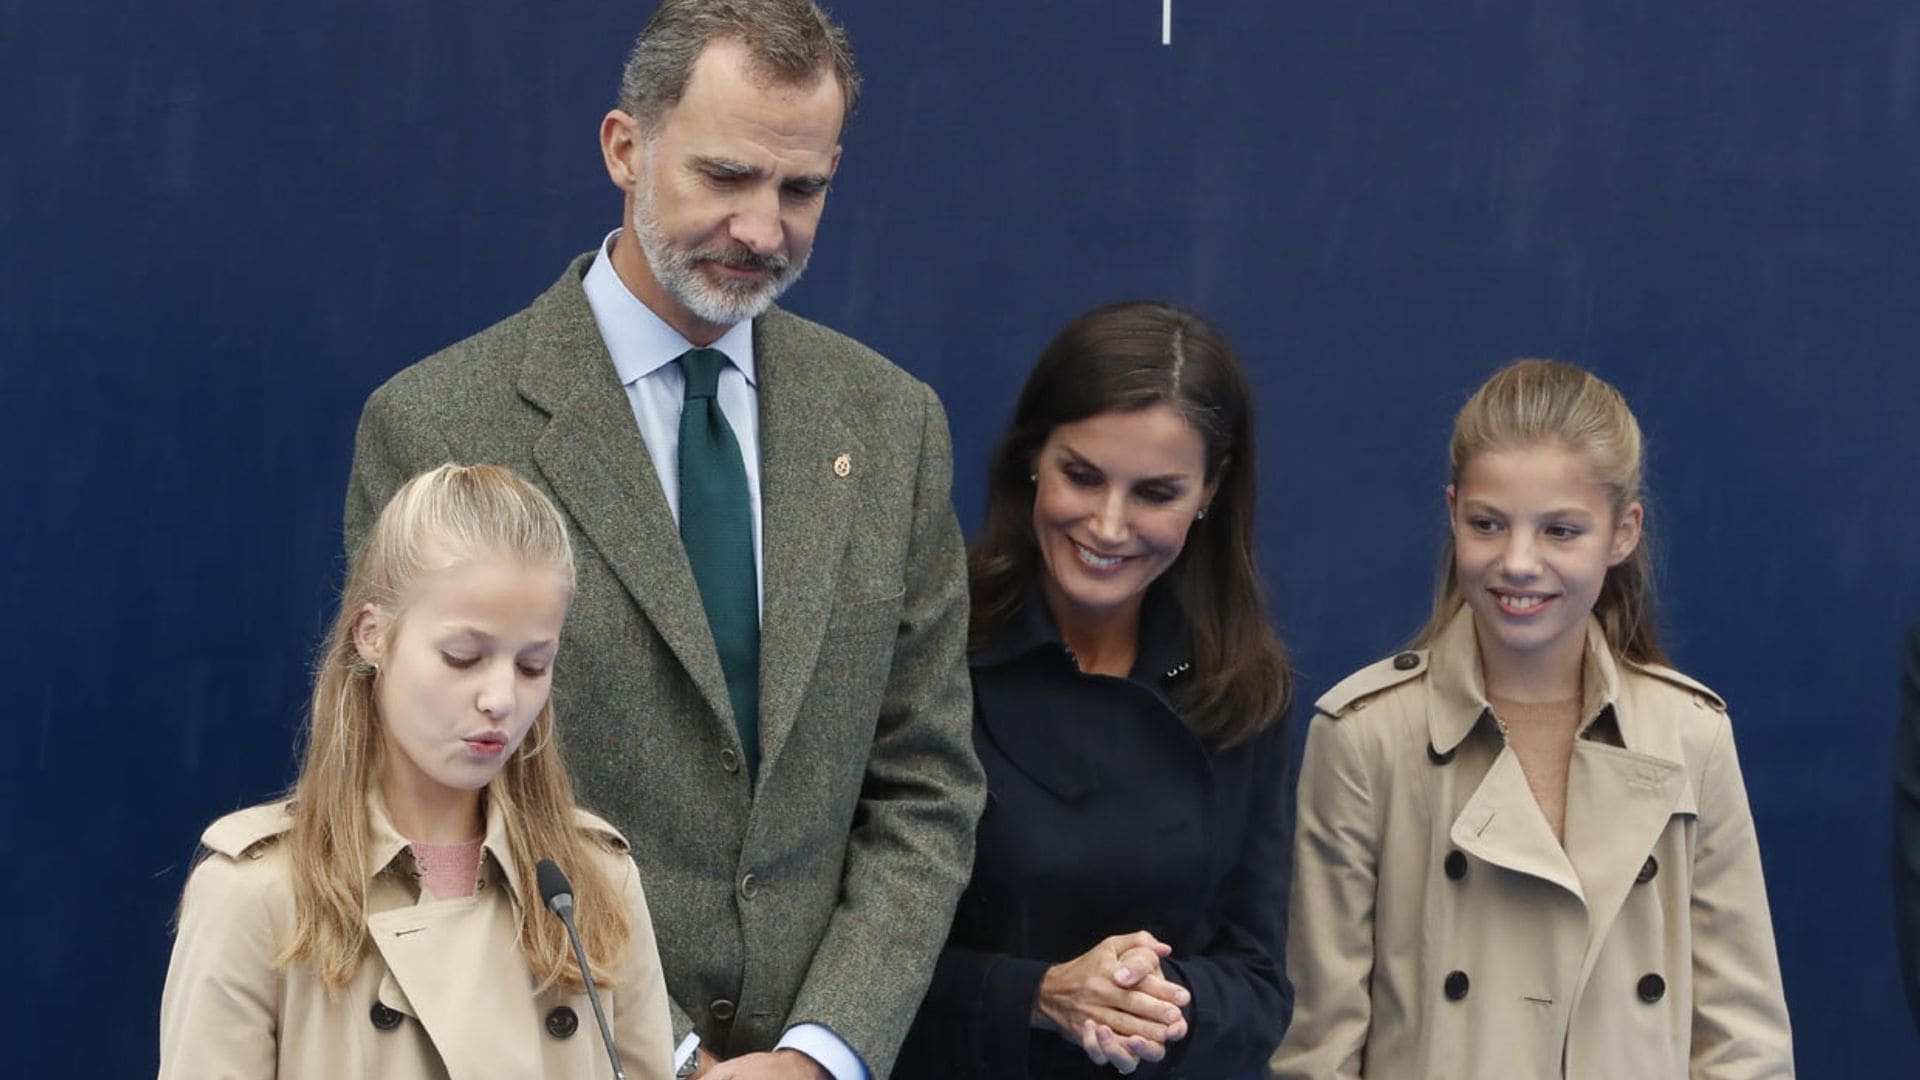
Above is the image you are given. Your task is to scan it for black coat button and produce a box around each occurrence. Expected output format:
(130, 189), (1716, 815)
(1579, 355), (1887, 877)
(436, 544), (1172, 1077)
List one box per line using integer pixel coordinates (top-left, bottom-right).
(1394, 652), (1420, 671)
(1444, 970), (1470, 1000)
(710, 997), (737, 1021)
(1445, 850), (1468, 880)
(1427, 742), (1455, 765)
(1637, 974), (1666, 1003)
(368, 1001), (403, 1031)
(545, 1005), (578, 1038)
(1636, 856), (1658, 884)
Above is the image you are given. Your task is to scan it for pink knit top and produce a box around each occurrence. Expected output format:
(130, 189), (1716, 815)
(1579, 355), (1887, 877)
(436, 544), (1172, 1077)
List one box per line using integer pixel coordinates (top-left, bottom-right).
(411, 838), (485, 900)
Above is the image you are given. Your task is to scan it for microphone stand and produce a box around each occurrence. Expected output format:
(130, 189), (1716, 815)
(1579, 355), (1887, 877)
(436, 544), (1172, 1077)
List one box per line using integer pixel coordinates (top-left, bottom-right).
(538, 859), (625, 1079)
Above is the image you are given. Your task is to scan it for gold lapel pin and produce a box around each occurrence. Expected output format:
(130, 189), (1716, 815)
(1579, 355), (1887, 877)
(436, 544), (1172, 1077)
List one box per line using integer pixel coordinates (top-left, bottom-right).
(833, 453), (852, 478)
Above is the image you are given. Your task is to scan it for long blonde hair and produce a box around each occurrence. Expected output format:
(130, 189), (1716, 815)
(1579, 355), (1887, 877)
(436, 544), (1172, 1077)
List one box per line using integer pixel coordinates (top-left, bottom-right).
(1413, 359), (1666, 665)
(280, 463), (630, 992)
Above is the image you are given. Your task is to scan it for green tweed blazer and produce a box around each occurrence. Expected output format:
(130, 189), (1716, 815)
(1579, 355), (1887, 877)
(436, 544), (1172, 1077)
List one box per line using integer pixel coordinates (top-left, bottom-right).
(344, 254), (985, 1077)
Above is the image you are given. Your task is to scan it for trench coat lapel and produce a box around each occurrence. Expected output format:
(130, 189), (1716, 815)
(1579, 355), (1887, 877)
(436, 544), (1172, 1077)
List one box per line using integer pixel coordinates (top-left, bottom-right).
(1437, 611), (1696, 928)
(1432, 608), (1586, 899)
(753, 310), (858, 775)
(367, 896), (541, 1080)
(1563, 629), (1695, 985)
(518, 261), (732, 725)
(1452, 746), (1586, 899)
(1563, 741), (1689, 968)
(363, 795), (542, 1080)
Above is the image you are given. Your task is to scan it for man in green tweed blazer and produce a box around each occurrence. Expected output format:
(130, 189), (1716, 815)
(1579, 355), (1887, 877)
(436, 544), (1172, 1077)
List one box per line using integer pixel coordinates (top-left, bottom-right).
(343, 4), (983, 1078)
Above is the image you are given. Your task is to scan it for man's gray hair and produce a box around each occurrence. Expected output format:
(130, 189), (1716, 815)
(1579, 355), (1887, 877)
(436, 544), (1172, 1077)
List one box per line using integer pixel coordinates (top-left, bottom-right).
(619, 0), (861, 127)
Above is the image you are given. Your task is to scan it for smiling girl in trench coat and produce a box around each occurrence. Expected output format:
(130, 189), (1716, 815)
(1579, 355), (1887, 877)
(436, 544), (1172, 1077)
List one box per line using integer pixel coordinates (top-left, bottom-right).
(1271, 361), (1792, 1079)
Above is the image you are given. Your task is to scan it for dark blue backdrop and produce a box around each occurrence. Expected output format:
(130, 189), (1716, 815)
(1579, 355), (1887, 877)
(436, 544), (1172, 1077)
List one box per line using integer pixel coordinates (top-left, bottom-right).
(5, 1), (1917, 1073)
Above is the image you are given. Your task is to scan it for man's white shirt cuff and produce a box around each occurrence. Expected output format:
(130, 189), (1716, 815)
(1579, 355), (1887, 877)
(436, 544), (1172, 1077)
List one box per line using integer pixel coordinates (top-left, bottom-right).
(776, 1023), (867, 1080)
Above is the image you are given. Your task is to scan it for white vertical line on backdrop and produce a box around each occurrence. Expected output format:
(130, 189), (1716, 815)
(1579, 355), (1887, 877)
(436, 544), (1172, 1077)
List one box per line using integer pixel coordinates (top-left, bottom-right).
(1163, 0), (1173, 45)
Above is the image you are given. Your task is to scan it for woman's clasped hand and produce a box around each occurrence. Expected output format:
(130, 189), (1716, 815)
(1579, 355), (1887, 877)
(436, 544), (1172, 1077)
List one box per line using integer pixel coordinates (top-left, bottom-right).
(1032, 933), (1192, 1072)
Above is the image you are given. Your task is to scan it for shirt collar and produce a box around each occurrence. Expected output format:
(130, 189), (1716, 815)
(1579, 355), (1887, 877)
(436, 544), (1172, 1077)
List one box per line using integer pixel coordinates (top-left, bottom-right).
(1426, 604), (1625, 755)
(581, 228), (757, 388)
(971, 581), (1193, 685)
(366, 786), (523, 910)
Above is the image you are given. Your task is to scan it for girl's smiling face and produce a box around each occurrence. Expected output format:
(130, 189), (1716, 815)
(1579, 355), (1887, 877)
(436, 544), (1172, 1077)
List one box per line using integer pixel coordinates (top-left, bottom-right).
(1449, 441), (1642, 679)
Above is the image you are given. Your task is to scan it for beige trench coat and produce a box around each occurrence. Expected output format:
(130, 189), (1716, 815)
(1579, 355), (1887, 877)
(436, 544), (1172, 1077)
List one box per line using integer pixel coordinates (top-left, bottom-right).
(159, 796), (673, 1079)
(1271, 609), (1792, 1079)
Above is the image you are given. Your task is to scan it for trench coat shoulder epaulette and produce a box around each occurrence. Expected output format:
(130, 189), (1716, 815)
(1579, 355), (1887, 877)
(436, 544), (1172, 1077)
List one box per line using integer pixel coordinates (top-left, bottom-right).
(1625, 661), (1729, 712)
(199, 799), (297, 860)
(571, 807), (631, 854)
(1315, 650), (1430, 719)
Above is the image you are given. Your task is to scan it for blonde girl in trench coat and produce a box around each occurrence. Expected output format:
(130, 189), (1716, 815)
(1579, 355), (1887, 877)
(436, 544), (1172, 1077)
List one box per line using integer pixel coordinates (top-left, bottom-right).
(159, 464), (673, 1079)
(1271, 361), (1792, 1079)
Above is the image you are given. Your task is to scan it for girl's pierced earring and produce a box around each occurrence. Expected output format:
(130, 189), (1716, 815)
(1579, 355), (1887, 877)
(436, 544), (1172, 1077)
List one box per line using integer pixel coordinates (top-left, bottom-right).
(1029, 472), (1039, 483)
(1196, 507), (1210, 521)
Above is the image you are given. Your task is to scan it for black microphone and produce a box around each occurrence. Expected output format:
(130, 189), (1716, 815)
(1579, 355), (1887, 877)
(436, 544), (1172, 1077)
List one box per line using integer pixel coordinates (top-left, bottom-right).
(537, 858), (625, 1080)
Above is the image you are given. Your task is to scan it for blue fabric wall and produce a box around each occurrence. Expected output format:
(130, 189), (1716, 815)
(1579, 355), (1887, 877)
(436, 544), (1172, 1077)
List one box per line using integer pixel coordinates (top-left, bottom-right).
(5, 1), (1917, 1071)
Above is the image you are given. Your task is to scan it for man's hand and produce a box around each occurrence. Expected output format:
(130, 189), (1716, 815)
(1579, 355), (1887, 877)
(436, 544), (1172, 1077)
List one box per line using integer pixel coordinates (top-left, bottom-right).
(699, 1049), (831, 1080)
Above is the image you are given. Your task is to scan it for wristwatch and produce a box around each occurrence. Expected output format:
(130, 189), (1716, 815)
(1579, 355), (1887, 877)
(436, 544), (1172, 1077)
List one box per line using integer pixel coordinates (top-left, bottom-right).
(673, 1035), (702, 1079)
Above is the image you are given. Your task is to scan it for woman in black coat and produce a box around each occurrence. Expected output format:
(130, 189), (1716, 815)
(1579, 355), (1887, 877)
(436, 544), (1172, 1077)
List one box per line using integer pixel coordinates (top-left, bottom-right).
(1896, 621), (1920, 1032)
(897, 302), (1294, 1077)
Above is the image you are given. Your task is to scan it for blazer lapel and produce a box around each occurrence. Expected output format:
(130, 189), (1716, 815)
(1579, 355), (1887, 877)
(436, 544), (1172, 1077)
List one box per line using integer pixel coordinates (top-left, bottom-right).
(517, 260), (732, 723)
(752, 308), (859, 775)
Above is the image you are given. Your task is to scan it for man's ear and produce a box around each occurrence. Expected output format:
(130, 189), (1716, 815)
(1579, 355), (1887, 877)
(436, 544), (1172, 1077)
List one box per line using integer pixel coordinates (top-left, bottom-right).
(599, 109), (646, 191)
(352, 604), (387, 667)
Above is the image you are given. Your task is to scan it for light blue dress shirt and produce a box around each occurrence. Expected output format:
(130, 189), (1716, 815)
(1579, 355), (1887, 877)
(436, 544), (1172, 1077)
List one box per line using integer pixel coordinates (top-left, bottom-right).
(582, 231), (764, 615)
(581, 231), (867, 1080)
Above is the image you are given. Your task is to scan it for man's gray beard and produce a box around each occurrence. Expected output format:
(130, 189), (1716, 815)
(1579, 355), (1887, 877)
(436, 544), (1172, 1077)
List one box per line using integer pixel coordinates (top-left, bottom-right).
(631, 183), (809, 329)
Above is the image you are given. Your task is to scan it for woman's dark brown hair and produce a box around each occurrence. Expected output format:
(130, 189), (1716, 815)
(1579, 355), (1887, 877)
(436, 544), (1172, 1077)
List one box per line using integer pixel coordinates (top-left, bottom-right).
(970, 301), (1292, 747)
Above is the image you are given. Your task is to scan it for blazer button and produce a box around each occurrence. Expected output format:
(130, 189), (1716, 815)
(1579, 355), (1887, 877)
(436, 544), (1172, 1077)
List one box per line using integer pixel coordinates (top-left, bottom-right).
(719, 747), (740, 774)
(1444, 971), (1470, 1001)
(1394, 652), (1421, 671)
(710, 998), (737, 1021)
(1636, 856), (1658, 884)
(1444, 850), (1468, 881)
(739, 872), (758, 900)
(368, 1001), (404, 1031)
(545, 1005), (579, 1038)
(1637, 974), (1666, 1003)
(1427, 742), (1455, 765)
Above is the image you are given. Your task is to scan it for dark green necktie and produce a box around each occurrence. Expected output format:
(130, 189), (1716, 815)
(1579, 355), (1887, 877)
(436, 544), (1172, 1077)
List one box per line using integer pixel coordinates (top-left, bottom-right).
(676, 347), (760, 780)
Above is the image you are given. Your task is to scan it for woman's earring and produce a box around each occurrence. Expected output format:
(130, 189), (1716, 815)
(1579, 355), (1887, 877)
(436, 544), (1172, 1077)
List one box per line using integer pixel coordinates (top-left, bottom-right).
(1029, 472), (1038, 483)
(1196, 507), (1209, 520)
